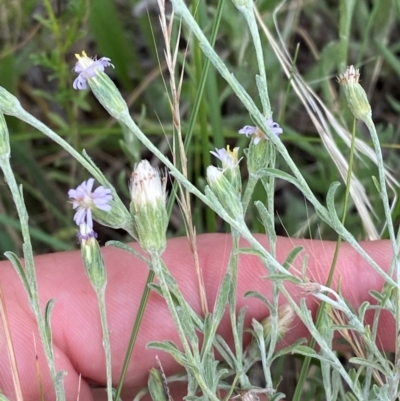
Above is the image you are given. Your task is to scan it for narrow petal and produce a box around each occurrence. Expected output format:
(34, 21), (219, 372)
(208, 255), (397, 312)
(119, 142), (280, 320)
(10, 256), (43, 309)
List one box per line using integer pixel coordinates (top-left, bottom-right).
(68, 189), (77, 198)
(238, 125), (256, 136)
(93, 186), (112, 196)
(96, 203), (112, 212)
(73, 75), (87, 90)
(85, 178), (95, 192)
(74, 208), (87, 225)
(86, 208), (93, 229)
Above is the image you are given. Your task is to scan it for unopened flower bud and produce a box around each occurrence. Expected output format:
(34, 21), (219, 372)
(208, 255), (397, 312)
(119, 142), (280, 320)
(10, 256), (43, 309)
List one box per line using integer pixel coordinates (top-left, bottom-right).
(79, 224), (107, 290)
(129, 160), (168, 254)
(337, 65), (372, 123)
(0, 111), (10, 159)
(206, 165), (243, 218)
(247, 134), (271, 176)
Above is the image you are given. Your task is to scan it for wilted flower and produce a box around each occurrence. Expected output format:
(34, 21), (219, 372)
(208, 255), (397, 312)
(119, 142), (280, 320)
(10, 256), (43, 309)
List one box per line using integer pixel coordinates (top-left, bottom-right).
(232, 388), (268, 401)
(68, 178), (112, 229)
(72, 51), (114, 90)
(129, 160), (168, 254)
(130, 160), (166, 209)
(337, 65), (372, 123)
(298, 281), (323, 295)
(239, 117), (283, 144)
(261, 304), (295, 340)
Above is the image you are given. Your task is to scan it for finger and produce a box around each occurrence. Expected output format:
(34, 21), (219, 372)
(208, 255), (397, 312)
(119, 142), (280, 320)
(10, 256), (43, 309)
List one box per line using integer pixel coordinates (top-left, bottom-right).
(0, 234), (393, 400)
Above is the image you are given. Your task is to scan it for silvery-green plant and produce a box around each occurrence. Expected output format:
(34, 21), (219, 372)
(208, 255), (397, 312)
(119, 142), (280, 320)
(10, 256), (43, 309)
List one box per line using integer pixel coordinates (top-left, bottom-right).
(0, 1), (398, 400)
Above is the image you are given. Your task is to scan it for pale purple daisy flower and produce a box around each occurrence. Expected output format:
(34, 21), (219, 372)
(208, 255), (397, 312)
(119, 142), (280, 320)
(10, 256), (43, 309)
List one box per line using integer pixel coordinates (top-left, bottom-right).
(238, 117), (283, 144)
(72, 51), (114, 90)
(68, 178), (112, 229)
(210, 146), (240, 169)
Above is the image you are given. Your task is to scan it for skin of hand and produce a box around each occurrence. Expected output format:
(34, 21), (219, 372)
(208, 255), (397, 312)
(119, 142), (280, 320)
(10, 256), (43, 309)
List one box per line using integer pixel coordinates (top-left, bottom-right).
(0, 233), (394, 401)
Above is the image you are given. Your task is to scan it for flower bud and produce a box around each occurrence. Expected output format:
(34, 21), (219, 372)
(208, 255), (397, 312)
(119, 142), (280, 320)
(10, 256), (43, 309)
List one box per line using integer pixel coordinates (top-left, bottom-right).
(0, 110), (10, 159)
(129, 160), (168, 254)
(206, 165), (243, 218)
(79, 224), (107, 290)
(337, 65), (372, 123)
(246, 133), (272, 176)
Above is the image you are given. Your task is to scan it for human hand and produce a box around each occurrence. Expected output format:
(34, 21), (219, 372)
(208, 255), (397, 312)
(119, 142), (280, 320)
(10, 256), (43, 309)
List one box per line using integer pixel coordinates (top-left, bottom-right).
(0, 234), (394, 400)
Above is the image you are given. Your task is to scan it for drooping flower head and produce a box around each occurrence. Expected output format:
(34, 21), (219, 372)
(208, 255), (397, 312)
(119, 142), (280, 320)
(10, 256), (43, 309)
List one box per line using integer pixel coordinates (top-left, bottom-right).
(68, 178), (112, 229)
(206, 165), (243, 218)
(210, 145), (242, 194)
(210, 146), (240, 170)
(238, 117), (283, 144)
(72, 51), (114, 90)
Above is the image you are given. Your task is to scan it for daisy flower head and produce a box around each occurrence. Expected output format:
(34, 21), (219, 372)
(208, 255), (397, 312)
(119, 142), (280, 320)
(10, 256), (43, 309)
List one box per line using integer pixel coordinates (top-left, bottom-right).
(72, 51), (114, 90)
(238, 117), (283, 144)
(68, 178), (112, 229)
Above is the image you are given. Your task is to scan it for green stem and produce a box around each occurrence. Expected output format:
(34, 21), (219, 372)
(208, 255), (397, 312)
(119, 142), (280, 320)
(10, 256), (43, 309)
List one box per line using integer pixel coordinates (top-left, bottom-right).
(18, 110), (104, 184)
(150, 252), (219, 401)
(0, 155), (65, 401)
(280, 287), (365, 401)
(228, 230), (248, 388)
(241, 173), (258, 213)
(114, 270), (155, 400)
(240, 5), (271, 117)
(96, 286), (113, 401)
(364, 117), (400, 393)
(364, 118), (397, 275)
(263, 283), (278, 389)
(293, 118), (357, 401)
(265, 144), (277, 256)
